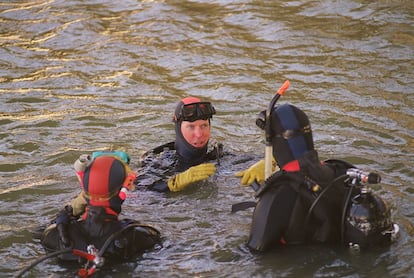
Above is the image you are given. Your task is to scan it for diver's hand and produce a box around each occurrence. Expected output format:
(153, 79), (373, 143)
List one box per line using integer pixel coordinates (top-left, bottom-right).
(168, 163), (216, 192)
(55, 205), (73, 247)
(235, 159), (277, 187)
(70, 192), (87, 217)
(235, 160), (266, 186)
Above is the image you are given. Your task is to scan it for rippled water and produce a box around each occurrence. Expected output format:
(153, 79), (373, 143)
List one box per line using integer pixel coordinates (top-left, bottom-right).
(1, 0), (413, 277)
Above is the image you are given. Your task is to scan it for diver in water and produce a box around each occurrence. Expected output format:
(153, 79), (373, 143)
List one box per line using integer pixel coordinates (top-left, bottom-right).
(53, 97), (220, 220)
(40, 152), (161, 271)
(136, 96), (223, 192)
(236, 101), (399, 252)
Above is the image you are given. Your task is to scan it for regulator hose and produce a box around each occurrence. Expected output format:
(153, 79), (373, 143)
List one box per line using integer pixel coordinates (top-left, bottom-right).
(15, 247), (72, 278)
(341, 184), (354, 245)
(97, 223), (159, 257)
(304, 175), (348, 233)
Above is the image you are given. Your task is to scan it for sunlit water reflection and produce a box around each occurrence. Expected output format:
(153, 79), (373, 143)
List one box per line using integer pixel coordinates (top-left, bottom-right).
(1, 0), (413, 277)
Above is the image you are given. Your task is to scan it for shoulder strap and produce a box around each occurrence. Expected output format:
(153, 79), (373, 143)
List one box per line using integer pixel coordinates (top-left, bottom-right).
(256, 171), (303, 197)
(230, 171), (293, 213)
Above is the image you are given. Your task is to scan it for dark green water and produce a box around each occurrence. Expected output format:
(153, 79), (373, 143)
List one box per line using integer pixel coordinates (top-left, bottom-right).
(0, 1), (413, 277)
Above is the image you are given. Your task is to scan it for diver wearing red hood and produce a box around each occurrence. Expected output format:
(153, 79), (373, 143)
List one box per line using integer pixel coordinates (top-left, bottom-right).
(40, 153), (161, 270)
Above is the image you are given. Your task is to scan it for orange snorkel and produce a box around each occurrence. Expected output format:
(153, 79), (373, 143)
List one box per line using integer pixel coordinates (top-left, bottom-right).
(264, 80), (290, 179)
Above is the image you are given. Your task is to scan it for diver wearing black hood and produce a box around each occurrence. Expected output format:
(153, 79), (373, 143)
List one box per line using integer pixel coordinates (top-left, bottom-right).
(174, 97), (215, 169)
(136, 97), (224, 192)
(237, 103), (398, 252)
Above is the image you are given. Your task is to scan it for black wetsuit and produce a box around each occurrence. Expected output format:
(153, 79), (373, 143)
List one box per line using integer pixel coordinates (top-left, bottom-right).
(248, 150), (355, 252)
(40, 206), (161, 262)
(135, 141), (224, 192)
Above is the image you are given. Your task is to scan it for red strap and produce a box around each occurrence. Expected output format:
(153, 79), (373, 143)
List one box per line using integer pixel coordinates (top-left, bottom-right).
(77, 266), (96, 278)
(73, 249), (95, 261)
(282, 160), (300, 172)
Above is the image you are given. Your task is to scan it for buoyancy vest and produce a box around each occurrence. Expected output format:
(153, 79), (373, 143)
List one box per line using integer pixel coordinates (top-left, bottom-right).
(253, 151), (356, 246)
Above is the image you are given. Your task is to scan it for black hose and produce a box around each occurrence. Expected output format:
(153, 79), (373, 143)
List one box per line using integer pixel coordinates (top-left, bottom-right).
(341, 185), (354, 245)
(304, 175), (348, 232)
(98, 223), (156, 257)
(15, 247), (72, 278)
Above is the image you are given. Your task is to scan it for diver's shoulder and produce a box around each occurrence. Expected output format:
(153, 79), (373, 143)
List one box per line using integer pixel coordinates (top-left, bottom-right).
(142, 141), (175, 157)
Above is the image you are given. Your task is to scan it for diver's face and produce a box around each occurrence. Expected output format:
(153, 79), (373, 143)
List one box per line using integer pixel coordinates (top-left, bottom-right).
(180, 119), (211, 148)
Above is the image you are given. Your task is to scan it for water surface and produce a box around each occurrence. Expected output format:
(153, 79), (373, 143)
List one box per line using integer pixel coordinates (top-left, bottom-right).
(0, 0), (413, 277)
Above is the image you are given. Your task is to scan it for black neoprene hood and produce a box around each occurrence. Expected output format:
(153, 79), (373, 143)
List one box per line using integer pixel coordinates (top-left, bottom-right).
(270, 104), (314, 168)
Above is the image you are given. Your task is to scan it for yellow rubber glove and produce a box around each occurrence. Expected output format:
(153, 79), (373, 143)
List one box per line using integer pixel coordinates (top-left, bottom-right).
(235, 158), (277, 186)
(168, 163), (216, 192)
(70, 192), (87, 217)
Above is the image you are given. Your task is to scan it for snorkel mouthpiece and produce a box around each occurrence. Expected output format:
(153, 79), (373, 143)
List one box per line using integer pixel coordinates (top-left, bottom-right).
(256, 111), (266, 130)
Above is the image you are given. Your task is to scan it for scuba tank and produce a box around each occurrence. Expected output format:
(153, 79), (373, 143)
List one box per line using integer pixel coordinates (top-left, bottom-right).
(342, 168), (399, 251)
